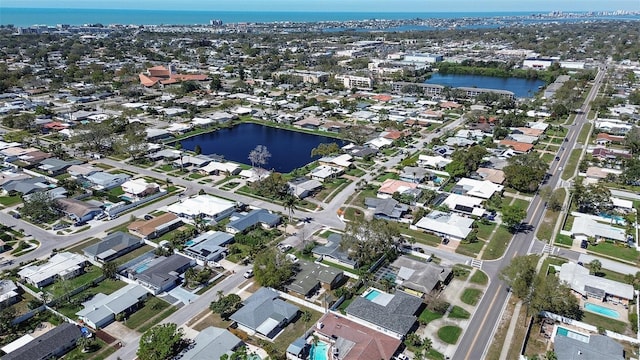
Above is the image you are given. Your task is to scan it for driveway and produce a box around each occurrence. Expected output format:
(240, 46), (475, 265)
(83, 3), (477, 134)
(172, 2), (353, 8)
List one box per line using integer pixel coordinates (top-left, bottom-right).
(104, 321), (140, 344)
(166, 286), (198, 305)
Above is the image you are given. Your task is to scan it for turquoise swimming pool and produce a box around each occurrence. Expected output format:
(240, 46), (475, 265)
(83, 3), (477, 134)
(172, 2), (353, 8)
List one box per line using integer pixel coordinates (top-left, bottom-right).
(555, 326), (589, 343)
(309, 341), (329, 360)
(584, 302), (620, 319)
(364, 289), (382, 301)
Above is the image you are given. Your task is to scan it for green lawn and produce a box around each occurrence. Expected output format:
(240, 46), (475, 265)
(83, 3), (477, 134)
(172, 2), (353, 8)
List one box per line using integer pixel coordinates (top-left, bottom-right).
(137, 307), (178, 333)
(111, 245), (154, 264)
(456, 239), (485, 257)
(541, 153), (555, 164)
(577, 123), (592, 144)
(108, 187), (124, 196)
(426, 348), (446, 360)
(374, 172), (399, 182)
(481, 226), (512, 260)
(588, 241), (639, 264)
(124, 297), (170, 330)
(511, 198), (530, 211)
(419, 308), (443, 325)
(437, 325), (462, 344)
(561, 149), (582, 181)
(399, 226), (442, 247)
(273, 306), (323, 356)
(461, 288), (483, 306)
(89, 279), (128, 295)
(470, 270), (489, 285)
(452, 264), (471, 280)
(582, 312), (628, 333)
(449, 306), (470, 319)
(476, 222), (497, 240)
(0, 195), (22, 206)
(45, 266), (103, 298)
(537, 208), (560, 241)
(555, 234), (573, 247)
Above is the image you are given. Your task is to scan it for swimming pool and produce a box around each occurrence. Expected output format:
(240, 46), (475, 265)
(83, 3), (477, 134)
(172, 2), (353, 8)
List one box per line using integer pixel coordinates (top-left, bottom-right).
(135, 264), (149, 274)
(584, 302), (620, 319)
(364, 289), (382, 301)
(185, 240), (195, 247)
(555, 326), (589, 343)
(309, 341), (329, 360)
(599, 213), (625, 224)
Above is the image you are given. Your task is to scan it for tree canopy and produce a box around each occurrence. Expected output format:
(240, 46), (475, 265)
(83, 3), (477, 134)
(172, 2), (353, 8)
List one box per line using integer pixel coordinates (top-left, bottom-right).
(572, 178), (611, 214)
(311, 142), (341, 157)
(210, 293), (242, 319)
(137, 323), (184, 360)
(503, 153), (549, 192)
(20, 192), (60, 223)
(502, 205), (527, 232)
(445, 145), (488, 178)
(253, 248), (295, 289)
(339, 218), (400, 268)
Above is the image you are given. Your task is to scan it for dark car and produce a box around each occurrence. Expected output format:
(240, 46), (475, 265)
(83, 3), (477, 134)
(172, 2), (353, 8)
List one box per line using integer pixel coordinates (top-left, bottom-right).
(580, 240), (588, 249)
(555, 156), (560, 161)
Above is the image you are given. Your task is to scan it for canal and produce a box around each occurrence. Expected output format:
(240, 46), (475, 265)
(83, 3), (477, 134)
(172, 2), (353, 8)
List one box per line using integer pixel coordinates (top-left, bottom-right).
(179, 123), (344, 173)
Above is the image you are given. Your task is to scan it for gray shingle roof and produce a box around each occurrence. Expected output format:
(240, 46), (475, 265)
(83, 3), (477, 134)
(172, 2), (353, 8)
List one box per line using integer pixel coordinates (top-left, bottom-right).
(229, 288), (299, 333)
(345, 290), (422, 336)
(2, 322), (82, 360)
(182, 327), (242, 360)
(83, 231), (141, 259)
(554, 334), (624, 360)
(227, 209), (281, 233)
(312, 234), (357, 268)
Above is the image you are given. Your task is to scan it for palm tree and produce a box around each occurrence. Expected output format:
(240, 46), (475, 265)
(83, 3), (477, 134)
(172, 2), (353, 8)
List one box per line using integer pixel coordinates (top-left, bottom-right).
(282, 195), (298, 224)
(422, 337), (433, 352)
(301, 310), (312, 328)
(77, 336), (93, 353)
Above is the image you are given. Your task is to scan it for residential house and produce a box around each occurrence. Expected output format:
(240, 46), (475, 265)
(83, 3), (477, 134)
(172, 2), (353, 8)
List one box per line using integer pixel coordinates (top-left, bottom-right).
(312, 233), (358, 269)
(145, 128), (173, 142)
(1, 177), (50, 196)
(595, 133), (626, 145)
(439, 193), (486, 217)
(570, 215), (627, 243)
(0, 147), (40, 163)
(172, 155), (212, 169)
(365, 137), (393, 150)
(18, 252), (88, 288)
(147, 149), (182, 161)
(499, 140), (533, 153)
(183, 231), (234, 265)
(399, 166), (432, 183)
(309, 165), (344, 182)
(131, 254), (193, 294)
(475, 167), (506, 184)
(229, 287), (299, 338)
(453, 178), (504, 199)
(288, 177), (323, 199)
(293, 117), (321, 130)
(342, 144), (378, 159)
(67, 164), (99, 178)
(318, 154), (353, 169)
(558, 262), (634, 305)
(1, 322), (82, 360)
(226, 209), (281, 234)
(36, 158), (82, 176)
(345, 288), (422, 339)
(76, 284), (148, 329)
(182, 327), (243, 360)
(364, 197), (409, 221)
(83, 171), (130, 191)
(83, 231), (143, 263)
(418, 155), (452, 169)
(17, 150), (52, 166)
(167, 195), (236, 222)
(553, 333), (624, 360)
(0, 171), (30, 187)
(377, 179), (420, 200)
(591, 148), (632, 161)
(392, 257), (452, 297)
(199, 161), (242, 176)
(0, 279), (19, 308)
(121, 178), (160, 200)
(286, 260), (344, 298)
(127, 213), (183, 240)
(505, 133), (538, 144)
(56, 198), (103, 223)
(433, 145), (455, 157)
(414, 210), (474, 241)
(307, 312), (402, 360)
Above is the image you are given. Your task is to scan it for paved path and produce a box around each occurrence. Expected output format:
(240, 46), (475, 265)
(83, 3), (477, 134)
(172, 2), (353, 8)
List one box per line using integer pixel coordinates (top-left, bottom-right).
(498, 301), (522, 360)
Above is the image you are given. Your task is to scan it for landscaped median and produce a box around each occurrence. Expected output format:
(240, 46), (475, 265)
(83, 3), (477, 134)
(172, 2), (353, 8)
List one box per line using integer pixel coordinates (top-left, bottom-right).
(561, 149), (582, 180)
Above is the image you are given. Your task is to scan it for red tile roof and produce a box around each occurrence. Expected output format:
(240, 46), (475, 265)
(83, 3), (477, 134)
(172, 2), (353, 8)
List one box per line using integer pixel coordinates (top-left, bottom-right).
(372, 94), (393, 102)
(500, 140), (534, 153)
(596, 133), (625, 143)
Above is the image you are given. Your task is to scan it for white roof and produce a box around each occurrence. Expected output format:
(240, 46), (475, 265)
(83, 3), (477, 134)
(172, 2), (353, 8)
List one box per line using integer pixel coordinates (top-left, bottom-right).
(570, 215), (626, 242)
(320, 154), (353, 168)
(365, 137), (393, 149)
(1, 334), (34, 354)
(18, 252), (87, 285)
(559, 262), (634, 300)
(121, 178), (159, 195)
(200, 161), (240, 174)
(310, 165), (342, 179)
(443, 194), (485, 217)
(611, 197), (633, 209)
(167, 195), (235, 218)
(455, 178), (504, 199)
(415, 210), (474, 239)
(191, 117), (215, 126)
(418, 155), (452, 169)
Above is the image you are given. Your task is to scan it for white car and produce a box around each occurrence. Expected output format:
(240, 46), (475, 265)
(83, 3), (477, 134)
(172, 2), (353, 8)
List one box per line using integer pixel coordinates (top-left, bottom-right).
(243, 269), (254, 279)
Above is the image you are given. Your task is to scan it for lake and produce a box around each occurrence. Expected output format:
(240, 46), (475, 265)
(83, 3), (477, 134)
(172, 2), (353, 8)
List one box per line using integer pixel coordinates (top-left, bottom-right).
(424, 73), (545, 98)
(179, 123), (343, 173)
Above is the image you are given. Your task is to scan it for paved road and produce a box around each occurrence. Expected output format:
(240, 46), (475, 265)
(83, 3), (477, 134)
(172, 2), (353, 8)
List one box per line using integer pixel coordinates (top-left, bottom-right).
(453, 67), (607, 360)
(610, 189), (640, 201)
(578, 253), (639, 275)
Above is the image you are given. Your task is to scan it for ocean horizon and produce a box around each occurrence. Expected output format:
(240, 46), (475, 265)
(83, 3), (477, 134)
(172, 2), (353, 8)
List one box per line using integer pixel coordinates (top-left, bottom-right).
(0, 8), (594, 27)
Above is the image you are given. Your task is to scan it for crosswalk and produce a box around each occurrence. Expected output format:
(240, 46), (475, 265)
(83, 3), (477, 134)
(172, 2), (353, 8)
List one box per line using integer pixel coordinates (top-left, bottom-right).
(542, 244), (556, 254)
(470, 259), (483, 269)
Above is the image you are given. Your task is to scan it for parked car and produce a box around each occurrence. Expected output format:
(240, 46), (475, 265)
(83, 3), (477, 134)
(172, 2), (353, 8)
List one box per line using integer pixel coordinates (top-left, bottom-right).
(243, 269), (254, 279)
(580, 240), (588, 249)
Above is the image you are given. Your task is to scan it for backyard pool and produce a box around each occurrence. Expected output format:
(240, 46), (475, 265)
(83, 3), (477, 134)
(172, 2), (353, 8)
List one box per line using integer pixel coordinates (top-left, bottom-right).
(364, 289), (382, 301)
(584, 302), (620, 319)
(598, 213), (625, 225)
(135, 264), (150, 274)
(309, 341), (329, 360)
(184, 240), (195, 247)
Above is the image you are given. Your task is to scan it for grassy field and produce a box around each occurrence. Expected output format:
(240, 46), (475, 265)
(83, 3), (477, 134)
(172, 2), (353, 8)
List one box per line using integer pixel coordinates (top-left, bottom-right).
(582, 312), (628, 334)
(456, 239), (485, 257)
(45, 266), (103, 298)
(0, 195), (21, 206)
(577, 123), (593, 144)
(561, 149), (582, 180)
(511, 198), (530, 211)
(461, 288), (483, 306)
(65, 237), (101, 254)
(470, 270), (489, 285)
(482, 226), (512, 260)
(588, 241), (639, 264)
(399, 226), (442, 246)
(273, 306), (323, 356)
(476, 222), (497, 240)
(449, 306), (470, 319)
(191, 312), (231, 331)
(437, 325), (462, 344)
(555, 234), (573, 247)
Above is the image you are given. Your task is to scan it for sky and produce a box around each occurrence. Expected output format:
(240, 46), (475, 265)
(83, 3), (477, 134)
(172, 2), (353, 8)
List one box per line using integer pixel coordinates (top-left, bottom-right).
(1, 0), (639, 12)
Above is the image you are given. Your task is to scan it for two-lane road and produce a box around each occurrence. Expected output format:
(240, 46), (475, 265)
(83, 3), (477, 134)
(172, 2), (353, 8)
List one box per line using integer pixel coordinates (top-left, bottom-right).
(454, 67), (606, 360)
